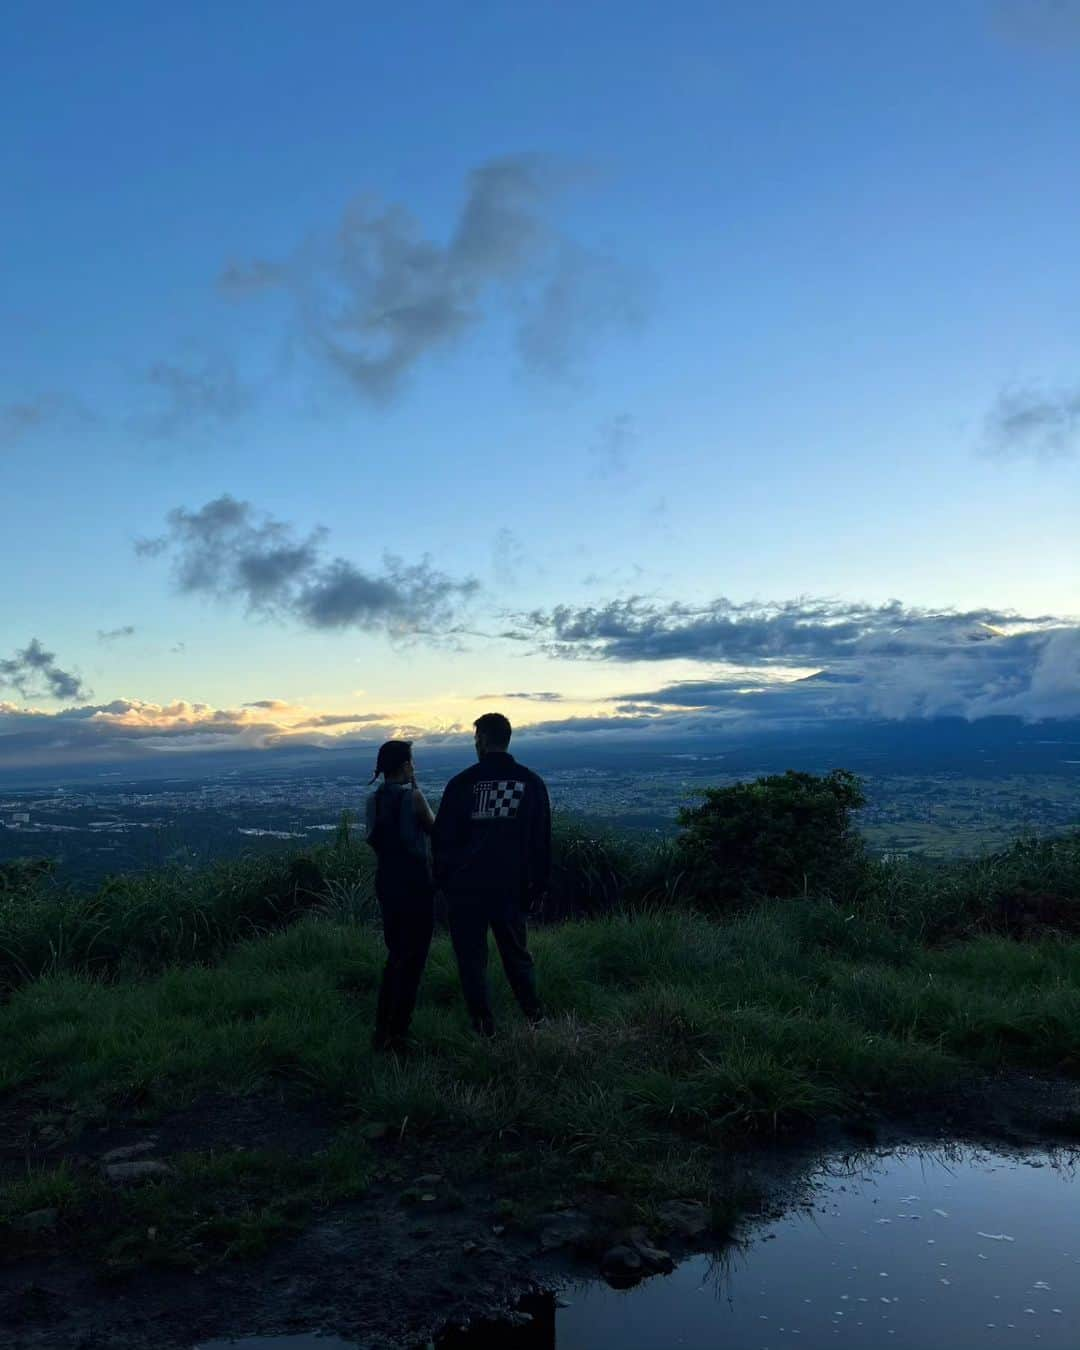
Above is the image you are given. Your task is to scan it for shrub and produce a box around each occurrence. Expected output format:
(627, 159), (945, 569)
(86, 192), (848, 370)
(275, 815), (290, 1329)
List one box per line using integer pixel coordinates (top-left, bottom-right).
(0, 857), (56, 895)
(676, 768), (867, 905)
(543, 819), (642, 921)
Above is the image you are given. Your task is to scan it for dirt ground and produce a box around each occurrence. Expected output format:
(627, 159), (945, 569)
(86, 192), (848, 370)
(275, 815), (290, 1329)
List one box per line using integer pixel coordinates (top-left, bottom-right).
(3, 1072), (1080, 1350)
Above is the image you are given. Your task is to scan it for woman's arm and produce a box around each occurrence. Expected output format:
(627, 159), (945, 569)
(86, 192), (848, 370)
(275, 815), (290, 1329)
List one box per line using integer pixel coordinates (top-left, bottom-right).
(413, 786), (435, 835)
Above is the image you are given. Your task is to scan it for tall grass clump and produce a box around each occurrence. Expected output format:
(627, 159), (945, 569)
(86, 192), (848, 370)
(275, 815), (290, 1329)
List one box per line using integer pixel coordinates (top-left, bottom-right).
(857, 831), (1080, 942)
(0, 826), (375, 994)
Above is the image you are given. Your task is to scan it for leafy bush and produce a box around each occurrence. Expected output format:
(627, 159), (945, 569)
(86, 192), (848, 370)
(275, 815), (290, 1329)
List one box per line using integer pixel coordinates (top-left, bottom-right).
(676, 769), (867, 905)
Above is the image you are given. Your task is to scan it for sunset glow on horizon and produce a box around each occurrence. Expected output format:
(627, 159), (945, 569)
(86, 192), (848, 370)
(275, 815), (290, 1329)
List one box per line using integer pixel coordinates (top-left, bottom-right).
(4, 2), (1080, 773)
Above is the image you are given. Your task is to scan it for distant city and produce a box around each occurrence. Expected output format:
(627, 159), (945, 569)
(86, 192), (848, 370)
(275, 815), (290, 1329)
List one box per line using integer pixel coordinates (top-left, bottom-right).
(3, 717), (1080, 887)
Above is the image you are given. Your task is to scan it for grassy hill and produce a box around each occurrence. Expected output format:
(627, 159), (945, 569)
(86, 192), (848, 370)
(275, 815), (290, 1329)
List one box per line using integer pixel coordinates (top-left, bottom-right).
(3, 801), (1080, 1282)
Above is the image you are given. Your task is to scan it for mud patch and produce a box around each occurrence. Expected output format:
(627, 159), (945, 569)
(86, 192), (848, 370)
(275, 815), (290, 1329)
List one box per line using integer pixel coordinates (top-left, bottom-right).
(0, 1088), (337, 1186)
(4, 1074), (1080, 1349)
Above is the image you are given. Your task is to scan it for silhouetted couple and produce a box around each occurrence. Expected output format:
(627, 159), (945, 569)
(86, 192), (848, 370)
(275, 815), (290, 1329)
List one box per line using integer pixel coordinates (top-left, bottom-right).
(364, 713), (551, 1052)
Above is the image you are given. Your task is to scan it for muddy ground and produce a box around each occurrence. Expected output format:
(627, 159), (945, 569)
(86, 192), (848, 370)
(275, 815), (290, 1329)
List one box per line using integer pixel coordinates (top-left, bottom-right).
(3, 1073), (1080, 1350)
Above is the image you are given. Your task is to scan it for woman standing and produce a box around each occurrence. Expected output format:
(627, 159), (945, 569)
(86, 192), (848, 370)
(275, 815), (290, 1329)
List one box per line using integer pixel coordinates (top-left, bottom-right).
(365, 740), (435, 1052)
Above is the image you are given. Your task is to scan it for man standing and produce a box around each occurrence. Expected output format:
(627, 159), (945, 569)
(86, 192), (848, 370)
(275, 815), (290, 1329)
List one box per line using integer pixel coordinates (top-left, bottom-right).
(433, 712), (551, 1036)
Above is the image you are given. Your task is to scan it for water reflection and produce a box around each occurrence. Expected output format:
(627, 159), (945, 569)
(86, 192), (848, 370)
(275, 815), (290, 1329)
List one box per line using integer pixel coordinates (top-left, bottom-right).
(445, 1146), (1080, 1349)
(434, 1293), (556, 1348)
(197, 1147), (1080, 1350)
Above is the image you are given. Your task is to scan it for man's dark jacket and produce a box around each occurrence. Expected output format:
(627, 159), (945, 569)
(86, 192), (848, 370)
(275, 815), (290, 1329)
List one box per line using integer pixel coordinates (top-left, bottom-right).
(432, 752), (551, 902)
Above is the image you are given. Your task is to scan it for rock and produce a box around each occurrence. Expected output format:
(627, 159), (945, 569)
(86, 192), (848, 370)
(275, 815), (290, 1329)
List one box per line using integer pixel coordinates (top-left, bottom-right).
(414, 1173), (443, 1186)
(420, 1193), (437, 1203)
(100, 1140), (158, 1164)
(462, 1240), (479, 1256)
(103, 1161), (175, 1185)
(656, 1199), (710, 1238)
(537, 1210), (593, 1252)
(492, 1224), (506, 1237)
(632, 1237), (674, 1273)
(13, 1208), (59, 1233)
(614, 1225), (675, 1273)
(600, 1244), (645, 1283)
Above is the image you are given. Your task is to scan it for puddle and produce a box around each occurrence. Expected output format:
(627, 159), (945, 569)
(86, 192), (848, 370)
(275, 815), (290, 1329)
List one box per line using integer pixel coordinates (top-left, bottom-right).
(196, 1146), (1080, 1350)
(552, 1146), (1080, 1349)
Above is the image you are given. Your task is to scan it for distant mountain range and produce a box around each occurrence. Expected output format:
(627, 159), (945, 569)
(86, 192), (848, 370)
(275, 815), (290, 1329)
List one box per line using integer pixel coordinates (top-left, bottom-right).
(3, 716), (1080, 789)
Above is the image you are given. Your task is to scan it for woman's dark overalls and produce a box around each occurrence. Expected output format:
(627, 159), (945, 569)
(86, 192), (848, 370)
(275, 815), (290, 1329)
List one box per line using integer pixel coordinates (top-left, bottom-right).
(367, 784), (434, 1049)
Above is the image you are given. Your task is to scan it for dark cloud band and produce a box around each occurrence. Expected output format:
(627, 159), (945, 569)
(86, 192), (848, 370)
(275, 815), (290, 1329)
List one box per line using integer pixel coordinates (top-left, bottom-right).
(137, 495), (479, 637)
(507, 596), (1049, 663)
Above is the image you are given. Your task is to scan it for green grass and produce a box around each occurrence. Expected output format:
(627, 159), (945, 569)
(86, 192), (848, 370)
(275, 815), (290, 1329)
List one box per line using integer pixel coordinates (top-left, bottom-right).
(5, 893), (1080, 1269)
(0, 1141), (375, 1272)
(5, 818), (1080, 993)
(2, 818), (1079, 1271)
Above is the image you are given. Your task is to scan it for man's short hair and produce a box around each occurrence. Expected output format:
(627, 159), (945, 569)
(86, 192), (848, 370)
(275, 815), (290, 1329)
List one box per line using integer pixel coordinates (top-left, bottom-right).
(474, 712), (512, 748)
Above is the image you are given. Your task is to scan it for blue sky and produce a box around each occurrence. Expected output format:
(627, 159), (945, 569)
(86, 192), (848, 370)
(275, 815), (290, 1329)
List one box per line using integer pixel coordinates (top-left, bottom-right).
(3, 0), (1080, 769)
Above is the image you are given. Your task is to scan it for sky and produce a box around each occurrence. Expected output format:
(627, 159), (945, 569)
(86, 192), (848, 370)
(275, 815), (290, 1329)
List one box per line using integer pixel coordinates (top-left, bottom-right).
(3, 0), (1080, 771)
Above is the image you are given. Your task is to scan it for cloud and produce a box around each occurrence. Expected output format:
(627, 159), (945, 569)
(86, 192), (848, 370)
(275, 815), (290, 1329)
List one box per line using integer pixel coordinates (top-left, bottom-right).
(505, 593), (1080, 725)
(515, 712), (669, 737)
(515, 243), (647, 381)
(994, 0), (1080, 49)
(507, 595), (1052, 664)
(138, 355), (252, 438)
(97, 626), (136, 643)
(492, 529), (526, 589)
(589, 413), (637, 483)
(4, 624), (1079, 774)
(614, 674), (798, 706)
(0, 698), (433, 770)
(291, 712), (392, 728)
(982, 383), (1080, 458)
(477, 691), (566, 702)
(610, 625), (1080, 726)
(0, 640), (87, 702)
(220, 155), (644, 399)
(0, 392), (93, 449)
(137, 494), (479, 637)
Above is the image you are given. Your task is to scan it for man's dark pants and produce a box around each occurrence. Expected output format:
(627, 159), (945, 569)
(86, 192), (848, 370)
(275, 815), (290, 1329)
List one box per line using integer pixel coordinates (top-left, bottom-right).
(374, 878), (434, 1043)
(446, 892), (540, 1031)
